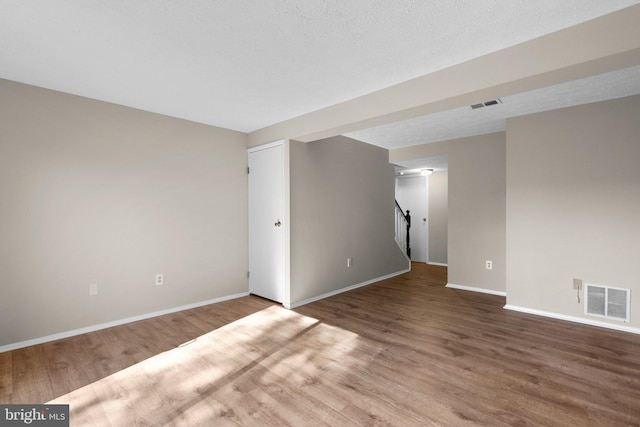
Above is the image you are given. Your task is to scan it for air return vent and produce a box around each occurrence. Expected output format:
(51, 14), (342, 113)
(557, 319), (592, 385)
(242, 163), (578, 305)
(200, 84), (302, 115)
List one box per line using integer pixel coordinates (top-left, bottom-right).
(470, 98), (502, 109)
(585, 284), (630, 322)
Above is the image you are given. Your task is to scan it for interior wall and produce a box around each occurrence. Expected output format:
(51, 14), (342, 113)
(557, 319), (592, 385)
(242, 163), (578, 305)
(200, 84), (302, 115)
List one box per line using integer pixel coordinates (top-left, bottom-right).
(0, 79), (248, 347)
(289, 136), (409, 304)
(390, 132), (506, 293)
(429, 170), (448, 265)
(506, 95), (640, 329)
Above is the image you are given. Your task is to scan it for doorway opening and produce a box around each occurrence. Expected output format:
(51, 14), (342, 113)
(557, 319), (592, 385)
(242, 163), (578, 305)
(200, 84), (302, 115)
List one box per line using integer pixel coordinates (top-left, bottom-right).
(393, 156), (448, 266)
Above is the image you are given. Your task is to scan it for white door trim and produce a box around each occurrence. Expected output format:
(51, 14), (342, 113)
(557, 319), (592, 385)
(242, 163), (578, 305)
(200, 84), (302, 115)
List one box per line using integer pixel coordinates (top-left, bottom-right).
(248, 139), (286, 153)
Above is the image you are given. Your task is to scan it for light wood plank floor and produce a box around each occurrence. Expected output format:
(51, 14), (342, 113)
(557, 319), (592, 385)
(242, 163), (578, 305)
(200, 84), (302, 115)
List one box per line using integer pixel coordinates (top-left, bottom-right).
(2, 263), (640, 426)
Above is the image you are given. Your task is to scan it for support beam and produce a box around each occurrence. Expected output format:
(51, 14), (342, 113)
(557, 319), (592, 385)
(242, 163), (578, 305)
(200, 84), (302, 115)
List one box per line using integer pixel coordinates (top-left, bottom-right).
(248, 5), (640, 147)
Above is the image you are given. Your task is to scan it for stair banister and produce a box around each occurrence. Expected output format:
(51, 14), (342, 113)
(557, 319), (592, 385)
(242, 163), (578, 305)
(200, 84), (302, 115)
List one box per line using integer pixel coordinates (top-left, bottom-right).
(395, 200), (411, 259)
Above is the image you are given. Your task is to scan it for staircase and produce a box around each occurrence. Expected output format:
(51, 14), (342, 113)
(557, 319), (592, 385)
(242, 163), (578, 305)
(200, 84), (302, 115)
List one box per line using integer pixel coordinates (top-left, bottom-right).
(395, 200), (411, 259)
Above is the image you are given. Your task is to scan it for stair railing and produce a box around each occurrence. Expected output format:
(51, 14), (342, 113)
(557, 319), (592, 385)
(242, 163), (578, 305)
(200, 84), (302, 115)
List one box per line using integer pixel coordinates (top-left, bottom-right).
(395, 200), (411, 258)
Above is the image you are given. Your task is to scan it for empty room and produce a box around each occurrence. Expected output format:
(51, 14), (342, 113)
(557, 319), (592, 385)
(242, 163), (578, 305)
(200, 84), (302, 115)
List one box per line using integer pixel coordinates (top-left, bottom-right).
(1, 1), (640, 426)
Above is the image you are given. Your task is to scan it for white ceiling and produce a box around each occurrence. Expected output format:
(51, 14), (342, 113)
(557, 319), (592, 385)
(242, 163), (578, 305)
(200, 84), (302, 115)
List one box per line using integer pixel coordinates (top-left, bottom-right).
(347, 64), (640, 149)
(1, 0), (639, 136)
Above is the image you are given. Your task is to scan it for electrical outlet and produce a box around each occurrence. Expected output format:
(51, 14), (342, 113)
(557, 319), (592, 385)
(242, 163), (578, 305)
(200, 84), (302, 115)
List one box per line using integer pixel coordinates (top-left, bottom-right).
(485, 260), (493, 270)
(347, 258), (353, 268)
(573, 278), (582, 290)
(89, 283), (98, 296)
(155, 274), (164, 286)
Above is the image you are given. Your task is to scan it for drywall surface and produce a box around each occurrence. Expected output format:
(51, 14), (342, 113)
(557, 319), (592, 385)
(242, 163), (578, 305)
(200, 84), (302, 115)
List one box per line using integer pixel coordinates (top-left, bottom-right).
(390, 133), (506, 292)
(429, 171), (448, 265)
(0, 79), (248, 346)
(289, 136), (408, 304)
(506, 95), (640, 329)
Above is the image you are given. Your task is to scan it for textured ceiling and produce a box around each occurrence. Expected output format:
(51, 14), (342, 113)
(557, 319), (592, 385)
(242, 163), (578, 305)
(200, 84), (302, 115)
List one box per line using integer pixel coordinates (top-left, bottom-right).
(346, 64), (640, 149)
(1, 1), (639, 134)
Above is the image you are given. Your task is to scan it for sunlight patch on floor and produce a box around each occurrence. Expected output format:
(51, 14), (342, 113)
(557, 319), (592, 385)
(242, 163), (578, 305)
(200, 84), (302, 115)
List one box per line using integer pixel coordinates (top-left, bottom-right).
(48, 305), (362, 425)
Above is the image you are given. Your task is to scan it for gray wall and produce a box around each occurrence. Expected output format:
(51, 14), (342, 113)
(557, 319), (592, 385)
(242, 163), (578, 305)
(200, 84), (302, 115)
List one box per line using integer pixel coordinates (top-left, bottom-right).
(290, 136), (409, 304)
(0, 79), (248, 346)
(506, 95), (640, 328)
(390, 133), (507, 293)
(428, 170), (448, 265)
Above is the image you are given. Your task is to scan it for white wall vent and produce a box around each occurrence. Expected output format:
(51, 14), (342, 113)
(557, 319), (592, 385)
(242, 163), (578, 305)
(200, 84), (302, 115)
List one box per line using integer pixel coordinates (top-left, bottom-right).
(584, 284), (630, 322)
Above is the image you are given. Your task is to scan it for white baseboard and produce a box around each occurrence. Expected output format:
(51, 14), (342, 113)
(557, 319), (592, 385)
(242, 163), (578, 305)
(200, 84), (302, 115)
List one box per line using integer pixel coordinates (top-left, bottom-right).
(446, 283), (506, 297)
(0, 292), (250, 354)
(504, 304), (640, 335)
(286, 268), (411, 309)
(428, 262), (448, 267)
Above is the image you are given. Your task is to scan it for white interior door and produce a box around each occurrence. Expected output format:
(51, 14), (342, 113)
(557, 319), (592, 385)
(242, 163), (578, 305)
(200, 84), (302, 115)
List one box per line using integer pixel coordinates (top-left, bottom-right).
(248, 143), (285, 303)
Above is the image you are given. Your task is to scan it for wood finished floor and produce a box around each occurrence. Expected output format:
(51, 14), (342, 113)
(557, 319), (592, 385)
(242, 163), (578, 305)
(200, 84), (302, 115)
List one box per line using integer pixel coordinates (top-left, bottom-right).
(1, 263), (640, 426)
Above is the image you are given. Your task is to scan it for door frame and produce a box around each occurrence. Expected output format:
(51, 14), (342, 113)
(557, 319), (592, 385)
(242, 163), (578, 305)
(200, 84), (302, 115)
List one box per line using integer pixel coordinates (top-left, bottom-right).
(247, 139), (290, 307)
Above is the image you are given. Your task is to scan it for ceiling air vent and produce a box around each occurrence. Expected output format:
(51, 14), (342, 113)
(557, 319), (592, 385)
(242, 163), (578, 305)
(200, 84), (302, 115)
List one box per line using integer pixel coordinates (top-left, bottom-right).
(470, 98), (502, 110)
(585, 284), (630, 322)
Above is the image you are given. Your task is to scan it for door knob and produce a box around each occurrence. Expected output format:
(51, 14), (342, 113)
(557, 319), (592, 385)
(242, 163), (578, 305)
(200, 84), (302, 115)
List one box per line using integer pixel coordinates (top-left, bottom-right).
(274, 220), (282, 227)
